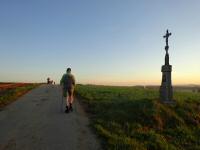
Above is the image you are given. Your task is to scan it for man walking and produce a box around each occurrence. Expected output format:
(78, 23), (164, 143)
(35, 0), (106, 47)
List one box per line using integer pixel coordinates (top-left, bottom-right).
(60, 68), (76, 113)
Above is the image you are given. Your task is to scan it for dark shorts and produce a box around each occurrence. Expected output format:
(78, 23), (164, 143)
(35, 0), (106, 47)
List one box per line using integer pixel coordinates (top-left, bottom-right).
(67, 88), (74, 96)
(63, 87), (74, 97)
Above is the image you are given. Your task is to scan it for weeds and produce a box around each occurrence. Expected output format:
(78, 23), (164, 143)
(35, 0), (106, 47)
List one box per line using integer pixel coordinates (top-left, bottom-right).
(76, 85), (200, 150)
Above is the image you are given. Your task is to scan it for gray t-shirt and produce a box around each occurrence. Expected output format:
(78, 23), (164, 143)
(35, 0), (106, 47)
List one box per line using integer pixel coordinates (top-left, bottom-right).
(60, 73), (75, 89)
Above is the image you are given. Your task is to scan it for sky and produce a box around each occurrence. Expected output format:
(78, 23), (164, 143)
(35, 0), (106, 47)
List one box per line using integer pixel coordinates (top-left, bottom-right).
(0, 0), (200, 85)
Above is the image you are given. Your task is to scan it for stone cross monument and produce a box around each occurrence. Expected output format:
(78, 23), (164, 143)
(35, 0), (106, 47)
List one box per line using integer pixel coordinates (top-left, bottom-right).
(159, 29), (175, 104)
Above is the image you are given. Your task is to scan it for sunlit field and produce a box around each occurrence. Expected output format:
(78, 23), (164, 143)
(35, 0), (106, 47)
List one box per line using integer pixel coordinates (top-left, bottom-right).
(76, 84), (200, 150)
(0, 83), (41, 109)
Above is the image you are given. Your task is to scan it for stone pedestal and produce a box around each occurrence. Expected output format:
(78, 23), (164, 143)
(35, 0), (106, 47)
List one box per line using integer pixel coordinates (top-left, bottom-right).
(160, 29), (175, 104)
(159, 64), (174, 104)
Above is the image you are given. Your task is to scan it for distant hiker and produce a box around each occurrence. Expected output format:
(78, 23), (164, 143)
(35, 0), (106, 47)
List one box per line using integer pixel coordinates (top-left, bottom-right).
(60, 68), (76, 113)
(47, 77), (50, 84)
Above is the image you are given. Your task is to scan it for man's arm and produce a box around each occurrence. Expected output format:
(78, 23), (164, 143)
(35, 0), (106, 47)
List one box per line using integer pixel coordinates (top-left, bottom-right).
(72, 75), (76, 86)
(60, 74), (64, 85)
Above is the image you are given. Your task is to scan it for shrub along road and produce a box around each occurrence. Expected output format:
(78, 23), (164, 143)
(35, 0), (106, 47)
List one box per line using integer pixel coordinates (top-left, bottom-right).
(0, 84), (101, 150)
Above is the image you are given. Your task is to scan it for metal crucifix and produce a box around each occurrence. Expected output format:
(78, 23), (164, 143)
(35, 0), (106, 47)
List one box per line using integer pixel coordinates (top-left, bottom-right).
(163, 29), (172, 53)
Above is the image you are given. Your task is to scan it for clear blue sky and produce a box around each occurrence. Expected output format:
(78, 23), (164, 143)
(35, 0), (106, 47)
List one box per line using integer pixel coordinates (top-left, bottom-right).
(0, 0), (200, 85)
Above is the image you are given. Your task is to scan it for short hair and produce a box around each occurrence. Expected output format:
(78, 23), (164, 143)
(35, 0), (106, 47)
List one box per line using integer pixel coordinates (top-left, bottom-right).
(67, 68), (71, 72)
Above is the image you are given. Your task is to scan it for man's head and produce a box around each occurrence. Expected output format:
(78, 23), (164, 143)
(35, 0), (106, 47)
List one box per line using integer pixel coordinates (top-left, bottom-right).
(67, 68), (71, 73)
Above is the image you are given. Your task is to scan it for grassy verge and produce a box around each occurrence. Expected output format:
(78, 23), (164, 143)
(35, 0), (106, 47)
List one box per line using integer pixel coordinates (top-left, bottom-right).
(0, 83), (41, 109)
(76, 85), (200, 150)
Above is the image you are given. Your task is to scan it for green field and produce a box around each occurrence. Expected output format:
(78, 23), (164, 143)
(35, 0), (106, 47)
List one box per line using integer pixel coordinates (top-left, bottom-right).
(76, 85), (200, 150)
(0, 83), (41, 109)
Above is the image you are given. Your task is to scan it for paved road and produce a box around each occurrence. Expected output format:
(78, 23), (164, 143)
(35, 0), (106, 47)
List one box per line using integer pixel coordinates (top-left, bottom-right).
(0, 85), (101, 150)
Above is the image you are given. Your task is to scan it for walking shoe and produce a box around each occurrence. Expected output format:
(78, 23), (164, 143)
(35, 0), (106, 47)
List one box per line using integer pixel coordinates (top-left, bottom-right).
(65, 105), (69, 113)
(69, 103), (73, 112)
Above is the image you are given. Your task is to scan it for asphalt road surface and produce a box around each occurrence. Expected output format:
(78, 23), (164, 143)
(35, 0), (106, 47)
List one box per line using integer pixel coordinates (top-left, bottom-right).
(0, 85), (101, 150)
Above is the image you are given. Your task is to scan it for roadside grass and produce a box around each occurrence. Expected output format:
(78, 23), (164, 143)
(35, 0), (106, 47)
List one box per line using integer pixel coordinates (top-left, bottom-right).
(0, 83), (41, 109)
(76, 85), (200, 150)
